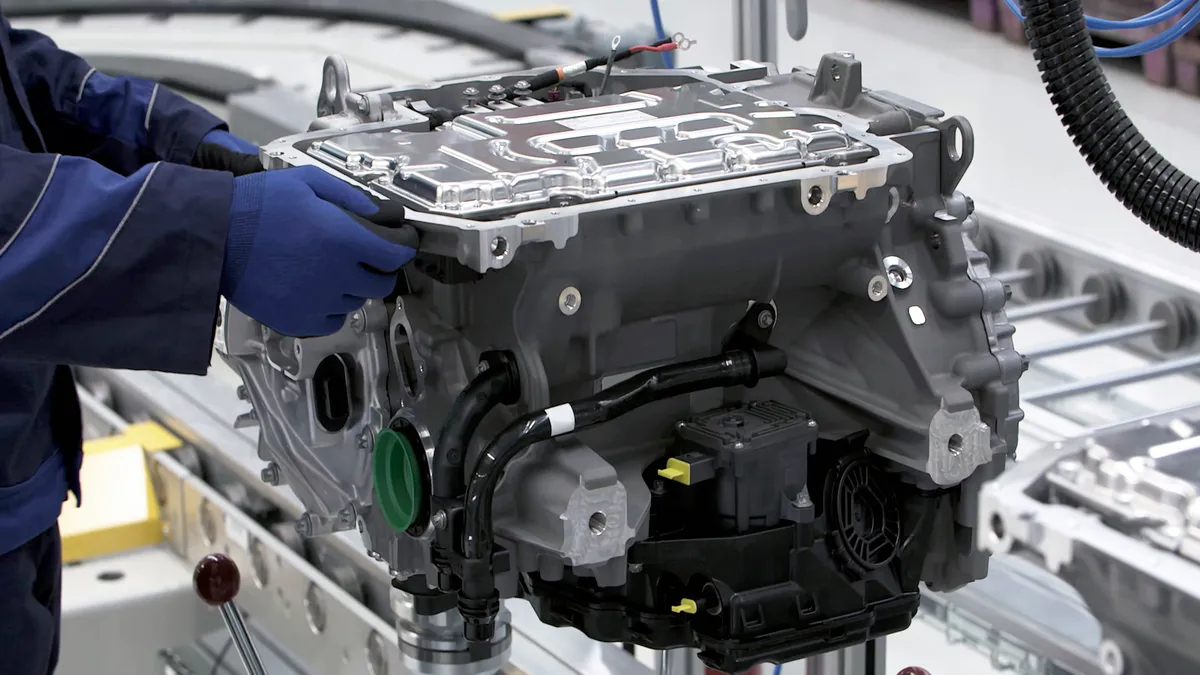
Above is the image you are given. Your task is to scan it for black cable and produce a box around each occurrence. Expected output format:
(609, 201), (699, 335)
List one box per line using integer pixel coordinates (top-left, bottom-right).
(600, 38), (620, 96)
(1021, 0), (1200, 252)
(455, 346), (787, 641)
(523, 38), (675, 92)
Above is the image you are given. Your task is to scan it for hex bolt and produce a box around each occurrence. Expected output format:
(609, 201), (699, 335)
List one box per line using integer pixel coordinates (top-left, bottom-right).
(357, 427), (373, 450)
(236, 385), (249, 401)
(337, 504), (357, 530)
(355, 95), (370, 113)
(260, 462), (282, 486)
(431, 510), (448, 529)
(462, 86), (479, 100)
(867, 275), (888, 302)
(514, 80), (532, 96)
(350, 309), (366, 334)
(757, 309), (775, 328)
(295, 513), (314, 538)
(558, 286), (582, 315)
(487, 84), (507, 101)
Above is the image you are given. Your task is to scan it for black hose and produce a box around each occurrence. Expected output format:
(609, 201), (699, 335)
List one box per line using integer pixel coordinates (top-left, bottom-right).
(1021, 0), (1200, 251)
(431, 351), (520, 499)
(455, 346), (787, 641)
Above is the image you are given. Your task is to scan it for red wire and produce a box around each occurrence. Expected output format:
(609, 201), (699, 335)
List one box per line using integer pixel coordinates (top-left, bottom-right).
(630, 43), (678, 53)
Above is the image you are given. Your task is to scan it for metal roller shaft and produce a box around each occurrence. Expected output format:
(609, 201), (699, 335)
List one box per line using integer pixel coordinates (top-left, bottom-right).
(1022, 320), (1167, 360)
(1024, 353), (1200, 404)
(995, 268), (1036, 283)
(1006, 294), (1099, 321)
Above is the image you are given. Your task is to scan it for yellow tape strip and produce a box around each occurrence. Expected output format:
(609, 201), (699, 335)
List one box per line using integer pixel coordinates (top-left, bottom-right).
(493, 5), (572, 22)
(61, 421), (180, 563)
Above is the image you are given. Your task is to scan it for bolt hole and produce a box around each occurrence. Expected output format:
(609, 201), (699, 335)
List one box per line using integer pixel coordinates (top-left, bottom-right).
(831, 64), (841, 82)
(588, 512), (607, 535)
(490, 236), (508, 259)
(97, 570), (125, 582)
(949, 125), (964, 162)
(889, 267), (908, 286)
(948, 434), (963, 456)
(990, 513), (1006, 540)
(807, 186), (824, 207)
(564, 294), (578, 311)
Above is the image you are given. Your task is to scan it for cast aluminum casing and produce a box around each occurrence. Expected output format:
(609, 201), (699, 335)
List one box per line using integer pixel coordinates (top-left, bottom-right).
(216, 54), (1021, 594)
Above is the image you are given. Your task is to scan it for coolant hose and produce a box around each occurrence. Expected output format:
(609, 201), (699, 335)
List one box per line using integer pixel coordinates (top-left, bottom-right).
(431, 351), (520, 499)
(1022, 0), (1200, 251)
(455, 346), (788, 641)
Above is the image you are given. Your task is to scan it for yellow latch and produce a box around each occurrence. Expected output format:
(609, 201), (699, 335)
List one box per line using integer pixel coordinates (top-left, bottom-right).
(656, 457), (691, 485)
(59, 421), (181, 563)
(670, 598), (698, 614)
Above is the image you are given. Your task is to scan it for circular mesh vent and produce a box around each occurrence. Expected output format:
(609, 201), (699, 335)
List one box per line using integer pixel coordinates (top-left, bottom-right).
(826, 455), (901, 574)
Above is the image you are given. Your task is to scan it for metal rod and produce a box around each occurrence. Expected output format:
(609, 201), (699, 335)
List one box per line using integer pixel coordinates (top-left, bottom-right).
(1024, 353), (1200, 404)
(75, 385), (131, 432)
(734, 0), (778, 63)
(994, 268), (1035, 283)
(218, 603), (268, 675)
(1006, 293), (1099, 321)
(1023, 320), (1166, 360)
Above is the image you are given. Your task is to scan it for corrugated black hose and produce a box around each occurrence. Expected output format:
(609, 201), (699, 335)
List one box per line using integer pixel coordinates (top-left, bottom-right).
(1021, 0), (1200, 251)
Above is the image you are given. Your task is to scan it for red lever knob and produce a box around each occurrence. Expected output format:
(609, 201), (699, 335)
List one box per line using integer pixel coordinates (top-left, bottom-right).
(194, 553), (241, 606)
(897, 669), (932, 675)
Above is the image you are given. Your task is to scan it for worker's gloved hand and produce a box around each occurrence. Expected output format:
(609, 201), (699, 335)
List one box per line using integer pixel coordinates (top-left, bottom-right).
(193, 129), (263, 176)
(221, 166), (416, 337)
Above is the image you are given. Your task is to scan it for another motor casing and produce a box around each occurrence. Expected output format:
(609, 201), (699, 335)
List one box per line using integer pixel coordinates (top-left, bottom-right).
(215, 53), (1022, 669)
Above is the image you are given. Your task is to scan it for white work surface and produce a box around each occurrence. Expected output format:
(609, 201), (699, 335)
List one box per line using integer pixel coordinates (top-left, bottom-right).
(58, 546), (220, 675)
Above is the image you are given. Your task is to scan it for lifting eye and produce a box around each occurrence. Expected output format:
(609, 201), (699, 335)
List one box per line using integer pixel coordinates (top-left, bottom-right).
(313, 354), (353, 432)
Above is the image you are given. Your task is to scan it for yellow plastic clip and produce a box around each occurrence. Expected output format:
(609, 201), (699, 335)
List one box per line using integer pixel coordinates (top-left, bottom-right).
(656, 457), (691, 485)
(671, 598), (698, 614)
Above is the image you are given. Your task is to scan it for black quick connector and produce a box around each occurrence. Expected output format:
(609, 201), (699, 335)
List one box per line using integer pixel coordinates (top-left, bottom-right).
(455, 345), (788, 641)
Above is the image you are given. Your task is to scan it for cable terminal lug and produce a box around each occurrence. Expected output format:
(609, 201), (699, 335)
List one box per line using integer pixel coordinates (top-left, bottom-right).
(672, 32), (696, 50)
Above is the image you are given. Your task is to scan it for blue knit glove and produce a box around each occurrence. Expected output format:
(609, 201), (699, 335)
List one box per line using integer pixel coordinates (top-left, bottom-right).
(221, 166), (416, 337)
(202, 129), (259, 155)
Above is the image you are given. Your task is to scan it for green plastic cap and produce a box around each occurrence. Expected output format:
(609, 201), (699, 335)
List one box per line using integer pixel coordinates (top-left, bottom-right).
(372, 428), (423, 532)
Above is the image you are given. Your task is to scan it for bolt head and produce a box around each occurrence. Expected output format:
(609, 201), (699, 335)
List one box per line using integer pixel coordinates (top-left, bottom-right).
(757, 310), (775, 328)
(431, 510), (448, 529)
(462, 87), (479, 96)
(489, 84), (505, 93)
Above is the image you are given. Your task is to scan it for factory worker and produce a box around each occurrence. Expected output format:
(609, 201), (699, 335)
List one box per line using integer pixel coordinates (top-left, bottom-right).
(0, 14), (416, 674)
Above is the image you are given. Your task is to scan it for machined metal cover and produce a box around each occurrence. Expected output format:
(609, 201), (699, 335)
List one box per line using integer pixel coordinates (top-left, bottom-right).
(304, 85), (876, 216)
(263, 65), (914, 273)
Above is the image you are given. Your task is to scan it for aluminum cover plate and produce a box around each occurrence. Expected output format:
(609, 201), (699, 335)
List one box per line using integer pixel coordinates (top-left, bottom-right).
(303, 83), (878, 217)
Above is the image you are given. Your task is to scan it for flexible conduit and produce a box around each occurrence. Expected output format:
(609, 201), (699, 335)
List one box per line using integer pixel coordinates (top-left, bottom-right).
(1022, 0), (1200, 252)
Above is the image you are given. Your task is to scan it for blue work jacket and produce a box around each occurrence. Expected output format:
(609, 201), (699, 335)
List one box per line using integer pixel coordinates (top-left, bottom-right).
(0, 9), (236, 557)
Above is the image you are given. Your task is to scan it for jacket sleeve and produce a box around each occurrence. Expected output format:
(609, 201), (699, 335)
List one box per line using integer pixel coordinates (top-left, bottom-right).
(4, 18), (227, 174)
(0, 144), (233, 375)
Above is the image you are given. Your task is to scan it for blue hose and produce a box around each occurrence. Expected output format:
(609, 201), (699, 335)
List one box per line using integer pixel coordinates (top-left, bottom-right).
(649, 0), (675, 68)
(1003, 0), (1200, 57)
(772, 664), (783, 675)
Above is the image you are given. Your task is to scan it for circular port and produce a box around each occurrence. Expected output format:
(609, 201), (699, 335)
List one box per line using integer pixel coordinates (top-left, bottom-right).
(588, 512), (607, 535)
